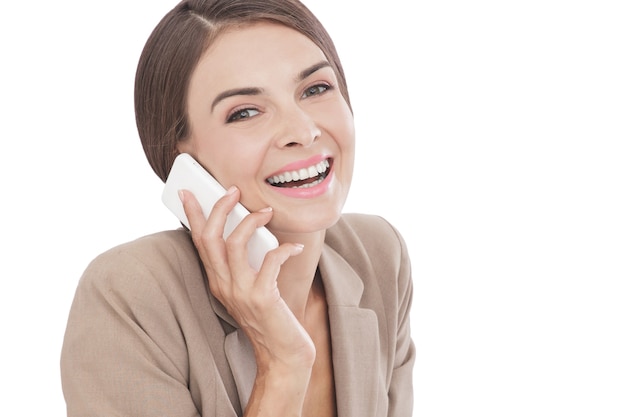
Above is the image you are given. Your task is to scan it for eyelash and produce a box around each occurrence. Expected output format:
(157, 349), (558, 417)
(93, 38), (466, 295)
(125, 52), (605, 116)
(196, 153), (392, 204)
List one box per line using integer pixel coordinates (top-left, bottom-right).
(227, 107), (260, 123)
(301, 82), (333, 98)
(225, 82), (334, 123)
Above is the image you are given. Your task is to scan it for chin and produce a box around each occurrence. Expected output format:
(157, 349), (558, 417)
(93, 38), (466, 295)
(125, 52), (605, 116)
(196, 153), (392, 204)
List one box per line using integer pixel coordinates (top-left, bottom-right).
(269, 205), (344, 236)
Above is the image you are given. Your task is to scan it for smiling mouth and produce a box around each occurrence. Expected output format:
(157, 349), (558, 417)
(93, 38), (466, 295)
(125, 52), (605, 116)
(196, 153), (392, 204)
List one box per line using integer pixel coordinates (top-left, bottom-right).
(267, 158), (332, 189)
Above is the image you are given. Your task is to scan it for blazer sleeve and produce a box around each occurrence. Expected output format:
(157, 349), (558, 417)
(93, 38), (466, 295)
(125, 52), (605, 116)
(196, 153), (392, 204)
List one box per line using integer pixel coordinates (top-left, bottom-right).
(60, 244), (202, 417)
(386, 221), (416, 417)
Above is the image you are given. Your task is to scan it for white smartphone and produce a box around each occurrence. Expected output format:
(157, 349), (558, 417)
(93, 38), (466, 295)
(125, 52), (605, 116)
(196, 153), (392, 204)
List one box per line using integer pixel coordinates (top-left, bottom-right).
(162, 153), (279, 271)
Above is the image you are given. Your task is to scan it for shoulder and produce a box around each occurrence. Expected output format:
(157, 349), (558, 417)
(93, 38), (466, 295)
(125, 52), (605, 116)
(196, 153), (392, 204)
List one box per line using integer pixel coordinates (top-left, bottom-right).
(326, 213), (409, 271)
(76, 229), (203, 304)
(90, 228), (196, 268)
(66, 229), (208, 355)
(62, 230), (220, 415)
(324, 213), (412, 301)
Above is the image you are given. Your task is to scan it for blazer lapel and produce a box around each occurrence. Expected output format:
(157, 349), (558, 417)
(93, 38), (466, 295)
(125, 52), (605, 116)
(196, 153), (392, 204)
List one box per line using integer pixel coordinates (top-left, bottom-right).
(207, 244), (384, 417)
(224, 329), (257, 411)
(319, 245), (383, 417)
(207, 289), (257, 413)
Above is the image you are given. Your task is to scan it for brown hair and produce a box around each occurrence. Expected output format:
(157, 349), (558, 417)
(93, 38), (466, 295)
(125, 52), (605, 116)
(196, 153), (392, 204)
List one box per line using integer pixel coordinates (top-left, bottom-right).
(134, 0), (351, 182)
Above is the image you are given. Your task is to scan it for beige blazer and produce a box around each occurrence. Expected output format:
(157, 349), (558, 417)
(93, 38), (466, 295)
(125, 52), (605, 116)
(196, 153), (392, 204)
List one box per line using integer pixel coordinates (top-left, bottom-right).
(61, 213), (415, 416)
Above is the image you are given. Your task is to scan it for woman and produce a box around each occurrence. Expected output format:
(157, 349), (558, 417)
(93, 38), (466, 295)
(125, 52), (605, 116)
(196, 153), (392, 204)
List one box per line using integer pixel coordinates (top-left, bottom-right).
(60, 1), (415, 416)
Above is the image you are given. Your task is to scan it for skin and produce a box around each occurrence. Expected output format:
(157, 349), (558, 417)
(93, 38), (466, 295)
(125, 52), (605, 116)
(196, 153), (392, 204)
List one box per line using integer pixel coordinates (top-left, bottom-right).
(177, 22), (355, 417)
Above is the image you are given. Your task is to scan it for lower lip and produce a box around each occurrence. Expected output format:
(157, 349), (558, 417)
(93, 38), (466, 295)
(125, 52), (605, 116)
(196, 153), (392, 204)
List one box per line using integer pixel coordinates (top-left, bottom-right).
(268, 167), (335, 199)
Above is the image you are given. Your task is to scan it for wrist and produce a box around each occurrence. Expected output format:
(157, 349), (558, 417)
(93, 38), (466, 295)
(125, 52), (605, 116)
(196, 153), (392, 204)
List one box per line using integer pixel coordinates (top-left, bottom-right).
(245, 363), (312, 417)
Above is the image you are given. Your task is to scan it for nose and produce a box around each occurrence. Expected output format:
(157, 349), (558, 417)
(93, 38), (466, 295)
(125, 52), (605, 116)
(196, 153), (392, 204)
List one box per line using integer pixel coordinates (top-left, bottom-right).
(274, 105), (321, 148)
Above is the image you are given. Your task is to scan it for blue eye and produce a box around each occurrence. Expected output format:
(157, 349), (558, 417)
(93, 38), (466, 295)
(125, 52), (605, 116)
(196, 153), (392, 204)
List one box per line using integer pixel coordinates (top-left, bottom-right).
(227, 108), (260, 123)
(302, 84), (331, 98)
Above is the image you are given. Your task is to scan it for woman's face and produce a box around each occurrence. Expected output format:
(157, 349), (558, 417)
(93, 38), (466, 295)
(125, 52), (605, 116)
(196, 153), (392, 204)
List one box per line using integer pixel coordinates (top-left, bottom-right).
(180, 22), (355, 237)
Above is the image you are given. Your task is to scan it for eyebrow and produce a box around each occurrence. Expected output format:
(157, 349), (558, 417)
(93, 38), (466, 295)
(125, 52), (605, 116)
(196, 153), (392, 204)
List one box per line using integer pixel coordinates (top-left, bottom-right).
(210, 61), (332, 112)
(211, 87), (263, 112)
(297, 60), (331, 82)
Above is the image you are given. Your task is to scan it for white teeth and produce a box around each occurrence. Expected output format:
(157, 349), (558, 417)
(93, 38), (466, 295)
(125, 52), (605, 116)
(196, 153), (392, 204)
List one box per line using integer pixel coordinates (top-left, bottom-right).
(267, 159), (330, 186)
(295, 178), (323, 188)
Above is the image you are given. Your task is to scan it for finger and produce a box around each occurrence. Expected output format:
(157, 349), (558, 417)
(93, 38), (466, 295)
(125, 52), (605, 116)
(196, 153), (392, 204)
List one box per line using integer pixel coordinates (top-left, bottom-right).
(178, 189), (206, 235)
(179, 188), (236, 277)
(255, 243), (305, 290)
(224, 207), (275, 276)
(199, 186), (242, 270)
(201, 185), (240, 240)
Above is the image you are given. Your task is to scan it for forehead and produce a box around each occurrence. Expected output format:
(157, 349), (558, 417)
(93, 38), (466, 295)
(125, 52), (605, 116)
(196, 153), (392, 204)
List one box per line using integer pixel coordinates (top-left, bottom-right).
(192, 22), (327, 87)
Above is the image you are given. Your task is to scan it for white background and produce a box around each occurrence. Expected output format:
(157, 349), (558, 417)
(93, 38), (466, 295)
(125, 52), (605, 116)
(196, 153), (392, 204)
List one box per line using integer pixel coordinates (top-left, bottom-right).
(1, 1), (625, 416)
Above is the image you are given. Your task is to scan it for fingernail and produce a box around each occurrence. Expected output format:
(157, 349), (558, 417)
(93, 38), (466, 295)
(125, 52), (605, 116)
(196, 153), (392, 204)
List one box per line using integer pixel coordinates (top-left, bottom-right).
(178, 190), (185, 203)
(293, 243), (305, 253)
(226, 185), (238, 195)
(259, 206), (273, 213)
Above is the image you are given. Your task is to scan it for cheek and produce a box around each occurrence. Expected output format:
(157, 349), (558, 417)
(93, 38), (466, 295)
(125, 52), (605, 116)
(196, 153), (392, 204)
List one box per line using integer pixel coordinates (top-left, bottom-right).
(336, 107), (356, 188)
(320, 102), (355, 189)
(186, 112), (269, 188)
(205, 138), (266, 186)
(328, 103), (356, 155)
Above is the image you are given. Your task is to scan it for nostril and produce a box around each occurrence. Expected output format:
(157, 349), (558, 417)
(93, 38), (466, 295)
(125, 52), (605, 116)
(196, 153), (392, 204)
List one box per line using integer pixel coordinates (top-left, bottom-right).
(285, 142), (298, 147)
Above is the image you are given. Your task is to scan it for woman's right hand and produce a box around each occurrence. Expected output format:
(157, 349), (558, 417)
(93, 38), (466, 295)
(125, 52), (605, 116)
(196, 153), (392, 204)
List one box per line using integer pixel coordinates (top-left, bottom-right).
(178, 187), (316, 374)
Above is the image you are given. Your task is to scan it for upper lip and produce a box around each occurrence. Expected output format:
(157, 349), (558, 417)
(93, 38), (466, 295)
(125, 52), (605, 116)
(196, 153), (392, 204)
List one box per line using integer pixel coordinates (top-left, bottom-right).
(266, 155), (332, 186)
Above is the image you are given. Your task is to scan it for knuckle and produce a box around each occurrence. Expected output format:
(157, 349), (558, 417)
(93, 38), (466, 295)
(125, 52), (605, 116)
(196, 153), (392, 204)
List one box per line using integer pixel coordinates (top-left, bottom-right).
(224, 234), (246, 253)
(199, 230), (213, 247)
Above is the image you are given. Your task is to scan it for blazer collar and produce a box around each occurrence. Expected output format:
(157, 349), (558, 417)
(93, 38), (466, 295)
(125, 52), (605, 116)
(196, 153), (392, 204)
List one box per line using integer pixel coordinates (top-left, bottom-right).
(319, 244), (383, 417)
(210, 244), (383, 417)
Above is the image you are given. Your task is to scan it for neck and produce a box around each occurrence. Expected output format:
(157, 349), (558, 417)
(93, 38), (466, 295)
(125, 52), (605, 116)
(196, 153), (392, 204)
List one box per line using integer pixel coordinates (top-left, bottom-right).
(274, 230), (325, 320)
